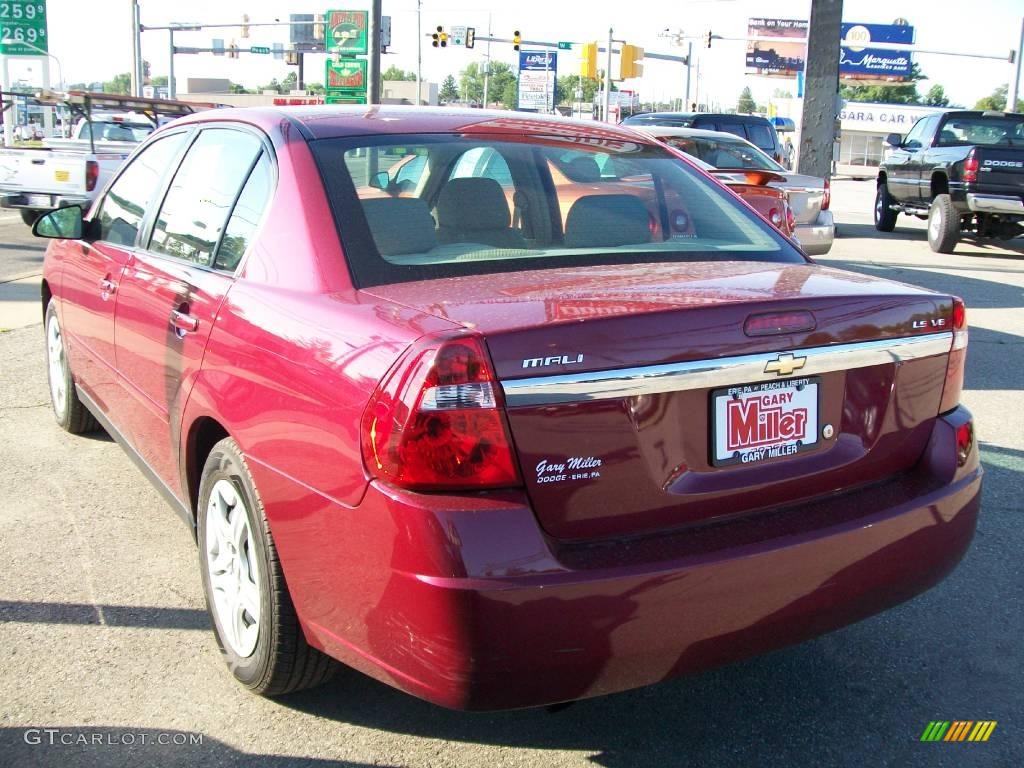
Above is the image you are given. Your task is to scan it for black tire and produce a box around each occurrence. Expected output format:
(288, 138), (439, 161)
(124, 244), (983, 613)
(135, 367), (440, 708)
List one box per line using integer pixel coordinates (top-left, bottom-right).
(44, 301), (99, 434)
(927, 194), (960, 254)
(874, 184), (898, 232)
(197, 437), (337, 696)
(21, 209), (40, 227)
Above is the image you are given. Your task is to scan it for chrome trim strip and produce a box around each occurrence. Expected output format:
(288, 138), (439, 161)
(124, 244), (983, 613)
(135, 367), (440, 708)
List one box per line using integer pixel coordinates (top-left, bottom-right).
(501, 333), (953, 407)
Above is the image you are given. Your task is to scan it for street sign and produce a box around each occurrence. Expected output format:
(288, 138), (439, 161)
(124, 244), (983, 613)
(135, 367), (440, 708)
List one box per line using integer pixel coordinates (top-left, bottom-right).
(326, 9), (369, 55)
(325, 93), (366, 105)
(325, 58), (368, 93)
(0, 0), (48, 55)
(212, 38), (224, 56)
(450, 25), (467, 46)
(250, 46), (271, 54)
(557, 41), (572, 50)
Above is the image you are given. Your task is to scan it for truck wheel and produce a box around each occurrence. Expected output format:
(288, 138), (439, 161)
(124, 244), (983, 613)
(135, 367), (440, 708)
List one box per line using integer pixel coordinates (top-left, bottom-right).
(45, 301), (100, 434)
(20, 209), (40, 227)
(927, 194), (960, 254)
(873, 184), (898, 232)
(198, 437), (337, 696)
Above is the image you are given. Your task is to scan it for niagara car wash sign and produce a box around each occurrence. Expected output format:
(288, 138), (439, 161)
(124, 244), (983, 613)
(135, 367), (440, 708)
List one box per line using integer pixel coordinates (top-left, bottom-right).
(0, 0), (47, 55)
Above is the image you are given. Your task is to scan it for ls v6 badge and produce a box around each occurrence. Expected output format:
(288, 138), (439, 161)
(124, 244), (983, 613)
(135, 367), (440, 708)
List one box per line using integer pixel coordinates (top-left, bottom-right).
(912, 318), (948, 329)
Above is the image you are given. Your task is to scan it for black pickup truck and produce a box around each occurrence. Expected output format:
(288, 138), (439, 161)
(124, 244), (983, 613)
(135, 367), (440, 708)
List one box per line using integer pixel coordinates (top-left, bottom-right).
(875, 110), (1024, 252)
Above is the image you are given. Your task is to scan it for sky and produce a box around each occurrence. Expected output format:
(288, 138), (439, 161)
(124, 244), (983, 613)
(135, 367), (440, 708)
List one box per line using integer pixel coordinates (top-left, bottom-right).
(6, 0), (1023, 109)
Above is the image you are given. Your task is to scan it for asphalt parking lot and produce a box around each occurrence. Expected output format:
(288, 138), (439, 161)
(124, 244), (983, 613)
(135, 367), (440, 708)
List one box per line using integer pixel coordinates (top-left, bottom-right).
(1, 181), (1021, 767)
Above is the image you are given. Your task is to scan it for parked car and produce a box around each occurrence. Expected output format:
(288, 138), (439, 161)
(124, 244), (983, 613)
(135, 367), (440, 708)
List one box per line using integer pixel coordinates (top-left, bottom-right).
(636, 125), (834, 255)
(35, 106), (980, 711)
(875, 110), (1024, 253)
(621, 111), (786, 165)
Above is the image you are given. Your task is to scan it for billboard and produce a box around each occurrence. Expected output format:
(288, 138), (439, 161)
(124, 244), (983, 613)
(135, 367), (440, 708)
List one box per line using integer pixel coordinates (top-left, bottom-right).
(745, 18), (808, 78)
(517, 50), (558, 112)
(746, 19), (916, 84)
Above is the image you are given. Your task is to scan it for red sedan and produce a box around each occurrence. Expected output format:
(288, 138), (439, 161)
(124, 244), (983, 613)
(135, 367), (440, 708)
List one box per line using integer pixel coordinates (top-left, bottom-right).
(34, 107), (981, 710)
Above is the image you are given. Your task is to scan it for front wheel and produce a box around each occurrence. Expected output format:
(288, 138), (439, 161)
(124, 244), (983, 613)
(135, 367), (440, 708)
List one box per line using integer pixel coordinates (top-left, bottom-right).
(197, 438), (336, 696)
(874, 184), (898, 232)
(927, 194), (960, 254)
(44, 301), (99, 434)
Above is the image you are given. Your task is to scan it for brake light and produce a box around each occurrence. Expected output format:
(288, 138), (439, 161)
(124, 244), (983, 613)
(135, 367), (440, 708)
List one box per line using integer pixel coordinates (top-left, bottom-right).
(361, 332), (521, 490)
(85, 160), (99, 192)
(939, 297), (968, 413)
(955, 421), (974, 467)
(769, 208), (783, 228)
(963, 152), (979, 184)
(785, 200), (796, 234)
(822, 177), (831, 210)
(744, 310), (816, 337)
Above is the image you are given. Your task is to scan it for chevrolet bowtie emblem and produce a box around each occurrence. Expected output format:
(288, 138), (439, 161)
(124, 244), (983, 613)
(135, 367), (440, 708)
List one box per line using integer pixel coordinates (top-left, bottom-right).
(764, 352), (807, 377)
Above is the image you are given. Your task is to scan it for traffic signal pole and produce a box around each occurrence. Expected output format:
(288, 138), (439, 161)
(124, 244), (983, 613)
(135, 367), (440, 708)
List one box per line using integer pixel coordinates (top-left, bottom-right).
(604, 28), (613, 122)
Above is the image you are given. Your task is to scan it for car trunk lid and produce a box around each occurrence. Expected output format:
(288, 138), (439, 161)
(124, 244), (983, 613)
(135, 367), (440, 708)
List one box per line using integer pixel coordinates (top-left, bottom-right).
(364, 262), (956, 541)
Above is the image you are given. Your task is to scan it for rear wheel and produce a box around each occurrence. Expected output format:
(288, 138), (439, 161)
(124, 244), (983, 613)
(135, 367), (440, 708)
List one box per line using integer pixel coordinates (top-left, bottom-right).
(44, 301), (99, 434)
(874, 184), (898, 232)
(927, 194), (960, 254)
(197, 438), (337, 696)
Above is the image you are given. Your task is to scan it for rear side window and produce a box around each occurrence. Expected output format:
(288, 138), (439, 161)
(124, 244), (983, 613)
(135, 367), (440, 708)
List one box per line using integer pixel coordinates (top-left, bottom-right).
(747, 124), (775, 151)
(94, 132), (188, 247)
(149, 129), (263, 267)
(215, 152), (274, 272)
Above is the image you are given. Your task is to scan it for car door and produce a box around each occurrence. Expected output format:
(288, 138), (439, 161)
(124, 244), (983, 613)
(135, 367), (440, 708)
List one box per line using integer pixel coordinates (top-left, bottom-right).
(885, 116), (931, 201)
(59, 132), (189, 414)
(113, 126), (272, 492)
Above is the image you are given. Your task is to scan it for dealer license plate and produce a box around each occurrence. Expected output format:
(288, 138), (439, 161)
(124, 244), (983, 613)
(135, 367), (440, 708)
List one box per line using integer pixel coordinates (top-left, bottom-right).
(27, 194), (51, 207)
(712, 377), (819, 466)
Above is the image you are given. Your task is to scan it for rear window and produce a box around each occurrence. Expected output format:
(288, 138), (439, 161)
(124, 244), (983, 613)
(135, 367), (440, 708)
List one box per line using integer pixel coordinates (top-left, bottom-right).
(311, 133), (804, 287)
(662, 136), (782, 171)
(80, 121), (154, 142)
(936, 116), (1024, 146)
(747, 124), (776, 151)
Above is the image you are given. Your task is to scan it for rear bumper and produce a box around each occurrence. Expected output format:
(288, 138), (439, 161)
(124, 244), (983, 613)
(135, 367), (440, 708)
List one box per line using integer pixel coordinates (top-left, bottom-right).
(257, 407), (981, 711)
(966, 193), (1024, 216)
(0, 191), (90, 212)
(793, 209), (835, 255)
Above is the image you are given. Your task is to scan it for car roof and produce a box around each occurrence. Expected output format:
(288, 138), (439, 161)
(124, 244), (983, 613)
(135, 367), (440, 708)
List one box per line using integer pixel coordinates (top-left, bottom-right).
(634, 126), (753, 141)
(626, 112), (773, 124)
(169, 105), (661, 142)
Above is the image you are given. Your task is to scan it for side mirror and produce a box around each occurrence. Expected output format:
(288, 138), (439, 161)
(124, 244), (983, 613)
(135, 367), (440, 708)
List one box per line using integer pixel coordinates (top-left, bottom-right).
(369, 171), (391, 190)
(32, 205), (84, 239)
(884, 133), (902, 148)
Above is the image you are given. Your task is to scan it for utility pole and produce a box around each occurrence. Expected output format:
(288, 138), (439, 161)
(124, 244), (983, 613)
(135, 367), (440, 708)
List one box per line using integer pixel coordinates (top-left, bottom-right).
(415, 0), (422, 105)
(483, 13), (492, 108)
(368, 0), (383, 104)
(797, 0), (842, 178)
(603, 27), (613, 122)
(1010, 17), (1024, 112)
(168, 29), (175, 98)
(685, 41), (693, 108)
(131, 0), (143, 97)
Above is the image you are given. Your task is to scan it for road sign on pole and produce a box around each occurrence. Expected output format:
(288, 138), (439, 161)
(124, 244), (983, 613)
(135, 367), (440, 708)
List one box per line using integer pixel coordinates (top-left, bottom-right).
(325, 58), (368, 93)
(450, 25), (467, 46)
(250, 46), (271, 54)
(557, 41), (572, 50)
(0, 0), (48, 55)
(326, 9), (369, 55)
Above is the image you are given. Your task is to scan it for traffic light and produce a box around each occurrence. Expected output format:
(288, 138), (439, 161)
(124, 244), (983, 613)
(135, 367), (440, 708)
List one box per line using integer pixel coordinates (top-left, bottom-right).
(513, 30), (521, 51)
(619, 43), (644, 79)
(285, 50), (299, 65)
(241, 14), (250, 38)
(704, 29), (713, 48)
(228, 41), (239, 59)
(313, 14), (325, 42)
(432, 26), (448, 48)
(580, 41), (597, 79)
(466, 27), (475, 49)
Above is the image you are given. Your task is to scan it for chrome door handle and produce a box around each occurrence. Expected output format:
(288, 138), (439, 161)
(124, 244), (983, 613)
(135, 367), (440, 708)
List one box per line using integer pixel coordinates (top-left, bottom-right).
(99, 278), (116, 295)
(170, 309), (199, 334)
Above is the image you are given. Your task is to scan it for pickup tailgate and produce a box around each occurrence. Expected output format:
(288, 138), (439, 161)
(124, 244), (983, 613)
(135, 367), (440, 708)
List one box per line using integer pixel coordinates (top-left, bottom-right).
(0, 148), (90, 197)
(973, 146), (1024, 194)
(365, 262), (958, 542)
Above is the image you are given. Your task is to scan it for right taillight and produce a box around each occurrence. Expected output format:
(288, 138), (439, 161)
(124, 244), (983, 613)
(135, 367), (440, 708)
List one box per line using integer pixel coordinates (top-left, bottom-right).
(963, 152), (978, 185)
(821, 177), (831, 210)
(361, 332), (521, 491)
(939, 296), (968, 413)
(85, 160), (100, 192)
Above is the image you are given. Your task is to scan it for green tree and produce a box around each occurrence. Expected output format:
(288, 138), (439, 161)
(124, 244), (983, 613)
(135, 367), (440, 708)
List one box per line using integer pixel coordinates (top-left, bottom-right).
(282, 72), (298, 92)
(150, 75), (168, 87)
(306, 82), (325, 95)
(737, 86), (757, 113)
(440, 74), (459, 103)
(841, 62), (926, 104)
(556, 74), (602, 105)
(382, 66), (417, 81)
(460, 61), (515, 106)
(923, 84), (949, 107)
(103, 73), (132, 95)
(974, 83), (1024, 112)
(772, 87), (793, 99)
(500, 79), (519, 111)
(229, 82), (252, 94)
(259, 78), (282, 94)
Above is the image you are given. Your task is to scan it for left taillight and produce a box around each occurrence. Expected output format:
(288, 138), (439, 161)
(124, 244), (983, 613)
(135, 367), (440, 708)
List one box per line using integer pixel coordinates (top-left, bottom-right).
(822, 177), (831, 211)
(939, 296), (968, 413)
(361, 332), (521, 491)
(85, 160), (99, 192)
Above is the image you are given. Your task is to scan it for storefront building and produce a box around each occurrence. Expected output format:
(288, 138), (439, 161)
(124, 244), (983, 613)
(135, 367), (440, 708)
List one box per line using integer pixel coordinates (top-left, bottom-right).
(836, 101), (941, 178)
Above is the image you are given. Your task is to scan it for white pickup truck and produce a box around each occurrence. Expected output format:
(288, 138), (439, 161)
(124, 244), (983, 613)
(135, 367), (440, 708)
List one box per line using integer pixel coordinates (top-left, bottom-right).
(0, 113), (154, 226)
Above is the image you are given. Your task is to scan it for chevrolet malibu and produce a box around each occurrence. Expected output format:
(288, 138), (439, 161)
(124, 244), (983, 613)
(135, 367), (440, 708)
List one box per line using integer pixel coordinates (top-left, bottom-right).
(35, 107), (981, 710)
